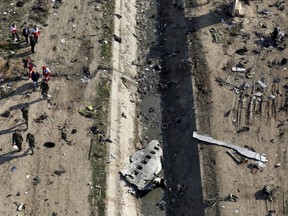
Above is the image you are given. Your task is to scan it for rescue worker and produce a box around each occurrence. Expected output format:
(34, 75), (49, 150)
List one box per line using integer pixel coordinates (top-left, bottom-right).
(21, 106), (29, 129)
(26, 133), (36, 155)
(30, 70), (40, 91)
(12, 130), (23, 152)
(22, 26), (30, 44)
(29, 35), (36, 53)
(31, 25), (40, 43)
(42, 66), (51, 81)
(40, 79), (49, 100)
(10, 23), (19, 41)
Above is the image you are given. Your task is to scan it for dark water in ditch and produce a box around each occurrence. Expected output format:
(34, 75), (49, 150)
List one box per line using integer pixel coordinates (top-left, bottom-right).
(137, 0), (205, 215)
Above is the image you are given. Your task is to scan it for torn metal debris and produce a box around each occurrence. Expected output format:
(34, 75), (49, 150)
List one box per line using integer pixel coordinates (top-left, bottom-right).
(121, 140), (163, 191)
(193, 132), (268, 162)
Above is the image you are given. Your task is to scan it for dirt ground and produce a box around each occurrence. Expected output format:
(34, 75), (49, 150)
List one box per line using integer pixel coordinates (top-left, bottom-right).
(0, 0), (108, 215)
(2, 0), (288, 216)
(187, 0), (288, 216)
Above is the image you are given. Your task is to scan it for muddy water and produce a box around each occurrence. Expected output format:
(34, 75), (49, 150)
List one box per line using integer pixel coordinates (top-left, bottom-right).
(137, 0), (205, 215)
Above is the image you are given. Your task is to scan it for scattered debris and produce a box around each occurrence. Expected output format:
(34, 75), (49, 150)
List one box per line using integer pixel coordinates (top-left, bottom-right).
(121, 140), (163, 191)
(193, 132), (268, 162)
(263, 185), (279, 202)
(32, 176), (41, 185)
(226, 150), (247, 164)
(156, 200), (166, 211)
(248, 161), (266, 174)
(79, 105), (97, 118)
(229, 0), (244, 17)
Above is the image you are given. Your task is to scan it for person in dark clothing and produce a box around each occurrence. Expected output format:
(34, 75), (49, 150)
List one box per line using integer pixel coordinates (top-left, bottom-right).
(21, 106), (29, 129)
(29, 35), (36, 53)
(12, 130), (23, 152)
(40, 79), (49, 100)
(30, 70), (40, 91)
(22, 26), (30, 44)
(26, 133), (35, 155)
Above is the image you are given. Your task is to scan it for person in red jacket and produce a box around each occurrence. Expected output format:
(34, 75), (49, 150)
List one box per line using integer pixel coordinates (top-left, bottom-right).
(42, 66), (51, 81)
(31, 25), (40, 43)
(10, 23), (19, 41)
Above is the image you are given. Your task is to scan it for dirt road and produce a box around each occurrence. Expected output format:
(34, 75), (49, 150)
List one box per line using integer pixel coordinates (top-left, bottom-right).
(0, 0), (104, 215)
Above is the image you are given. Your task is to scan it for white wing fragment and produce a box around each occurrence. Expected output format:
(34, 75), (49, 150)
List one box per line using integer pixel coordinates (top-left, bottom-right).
(193, 132), (267, 163)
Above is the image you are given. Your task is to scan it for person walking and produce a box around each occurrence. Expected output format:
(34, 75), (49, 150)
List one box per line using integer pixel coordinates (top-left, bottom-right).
(22, 26), (30, 44)
(26, 133), (36, 155)
(29, 36), (36, 53)
(12, 130), (23, 152)
(21, 106), (29, 129)
(40, 79), (49, 100)
(10, 23), (19, 41)
(31, 25), (40, 43)
(42, 66), (51, 81)
(31, 70), (40, 91)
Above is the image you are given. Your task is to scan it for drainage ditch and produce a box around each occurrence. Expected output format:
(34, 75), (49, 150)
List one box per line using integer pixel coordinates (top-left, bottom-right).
(136, 0), (205, 215)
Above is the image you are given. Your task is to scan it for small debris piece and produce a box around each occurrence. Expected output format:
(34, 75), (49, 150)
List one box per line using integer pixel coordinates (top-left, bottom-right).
(71, 128), (77, 134)
(34, 113), (48, 123)
(16, 2), (24, 7)
(235, 47), (247, 55)
(156, 200), (166, 211)
(113, 34), (122, 43)
(226, 150), (246, 164)
(210, 28), (224, 43)
(54, 170), (66, 176)
(229, 0), (244, 17)
(224, 193), (238, 202)
(11, 165), (16, 172)
(263, 185), (279, 202)
(257, 80), (267, 88)
(32, 176), (41, 185)
(1, 111), (10, 117)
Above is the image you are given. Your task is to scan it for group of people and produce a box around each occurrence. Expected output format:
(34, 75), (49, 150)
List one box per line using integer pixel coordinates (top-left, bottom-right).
(12, 107), (35, 155)
(8, 21), (52, 155)
(24, 58), (51, 99)
(10, 23), (40, 53)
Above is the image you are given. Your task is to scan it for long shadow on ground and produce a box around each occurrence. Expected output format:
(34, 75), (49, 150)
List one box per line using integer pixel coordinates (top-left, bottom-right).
(0, 149), (30, 166)
(146, 0), (229, 215)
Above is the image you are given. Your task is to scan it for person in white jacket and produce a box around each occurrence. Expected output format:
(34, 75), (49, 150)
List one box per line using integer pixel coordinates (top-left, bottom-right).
(10, 23), (19, 41)
(32, 25), (40, 43)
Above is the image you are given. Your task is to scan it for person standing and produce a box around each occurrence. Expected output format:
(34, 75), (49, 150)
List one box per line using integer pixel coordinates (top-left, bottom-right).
(31, 25), (40, 43)
(21, 106), (29, 129)
(22, 26), (30, 44)
(10, 23), (19, 41)
(40, 79), (49, 99)
(29, 36), (36, 53)
(31, 70), (40, 91)
(42, 66), (51, 81)
(12, 130), (23, 152)
(26, 133), (36, 155)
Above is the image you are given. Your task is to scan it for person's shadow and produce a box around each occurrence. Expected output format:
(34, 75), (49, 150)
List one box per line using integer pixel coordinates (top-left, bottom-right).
(0, 149), (30, 165)
(0, 123), (25, 136)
